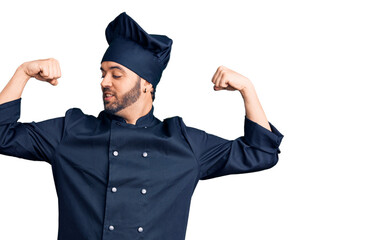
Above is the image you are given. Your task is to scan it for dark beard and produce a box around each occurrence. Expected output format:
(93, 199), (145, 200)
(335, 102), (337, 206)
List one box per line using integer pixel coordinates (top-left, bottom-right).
(103, 77), (142, 115)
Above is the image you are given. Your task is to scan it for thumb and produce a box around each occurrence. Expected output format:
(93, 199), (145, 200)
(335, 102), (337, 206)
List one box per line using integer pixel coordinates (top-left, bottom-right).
(49, 79), (58, 86)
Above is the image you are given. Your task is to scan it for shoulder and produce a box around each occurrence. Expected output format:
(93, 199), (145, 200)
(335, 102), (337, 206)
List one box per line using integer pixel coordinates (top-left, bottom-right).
(64, 107), (89, 120)
(159, 115), (182, 131)
(161, 115), (181, 124)
(63, 107), (101, 129)
(161, 115), (188, 130)
(161, 115), (206, 140)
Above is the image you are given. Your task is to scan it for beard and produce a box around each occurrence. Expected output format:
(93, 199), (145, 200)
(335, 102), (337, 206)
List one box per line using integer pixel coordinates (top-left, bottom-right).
(103, 76), (142, 115)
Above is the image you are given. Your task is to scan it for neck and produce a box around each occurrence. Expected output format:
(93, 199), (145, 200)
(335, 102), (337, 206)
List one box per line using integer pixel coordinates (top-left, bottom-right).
(116, 102), (152, 125)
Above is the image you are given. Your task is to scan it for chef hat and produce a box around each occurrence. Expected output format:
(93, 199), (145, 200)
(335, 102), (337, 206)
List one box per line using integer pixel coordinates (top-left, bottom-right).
(101, 12), (173, 93)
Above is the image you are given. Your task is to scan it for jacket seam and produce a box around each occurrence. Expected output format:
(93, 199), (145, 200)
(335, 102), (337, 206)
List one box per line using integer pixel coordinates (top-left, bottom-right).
(50, 108), (74, 164)
(176, 117), (201, 181)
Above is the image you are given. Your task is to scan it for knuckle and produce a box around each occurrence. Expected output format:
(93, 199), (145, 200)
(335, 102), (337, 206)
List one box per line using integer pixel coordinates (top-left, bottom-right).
(49, 58), (57, 64)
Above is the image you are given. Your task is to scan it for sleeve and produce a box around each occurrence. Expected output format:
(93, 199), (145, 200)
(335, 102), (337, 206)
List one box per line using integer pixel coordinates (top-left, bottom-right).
(0, 98), (70, 164)
(178, 115), (284, 180)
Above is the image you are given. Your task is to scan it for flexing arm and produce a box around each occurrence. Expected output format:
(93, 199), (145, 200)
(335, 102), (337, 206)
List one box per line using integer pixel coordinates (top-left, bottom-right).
(0, 58), (65, 164)
(178, 66), (282, 180)
(211, 65), (271, 131)
(0, 58), (61, 104)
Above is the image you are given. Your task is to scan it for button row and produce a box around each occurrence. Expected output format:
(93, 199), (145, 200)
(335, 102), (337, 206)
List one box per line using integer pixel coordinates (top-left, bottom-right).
(108, 225), (143, 232)
(110, 187), (147, 195)
(112, 151), (149, 158)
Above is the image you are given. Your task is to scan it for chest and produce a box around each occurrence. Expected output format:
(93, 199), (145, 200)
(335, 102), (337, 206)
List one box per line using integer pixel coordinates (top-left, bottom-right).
(52, 120), (199, 190)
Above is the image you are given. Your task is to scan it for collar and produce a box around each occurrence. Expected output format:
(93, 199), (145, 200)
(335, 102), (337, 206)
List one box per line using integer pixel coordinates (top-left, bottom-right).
(99, 105), (158, 128)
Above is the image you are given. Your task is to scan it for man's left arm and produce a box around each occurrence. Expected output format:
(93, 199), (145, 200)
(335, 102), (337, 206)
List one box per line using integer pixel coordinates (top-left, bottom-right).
(177, 66), (284, 180)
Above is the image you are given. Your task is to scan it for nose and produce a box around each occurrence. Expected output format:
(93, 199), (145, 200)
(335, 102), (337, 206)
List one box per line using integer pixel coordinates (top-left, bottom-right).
(100, 75), (112, 89)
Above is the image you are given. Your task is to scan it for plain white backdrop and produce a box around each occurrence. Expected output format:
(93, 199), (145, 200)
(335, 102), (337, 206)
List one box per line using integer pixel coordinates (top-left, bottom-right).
(0, 0), (390, 239)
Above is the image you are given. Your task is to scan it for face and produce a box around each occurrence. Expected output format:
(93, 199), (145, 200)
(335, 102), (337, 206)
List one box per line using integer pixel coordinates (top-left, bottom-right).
(100, 61), (142, 115)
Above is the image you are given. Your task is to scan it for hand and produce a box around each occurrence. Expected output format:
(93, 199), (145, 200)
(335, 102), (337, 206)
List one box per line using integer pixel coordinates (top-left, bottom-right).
(20, 58), (61, 86)
(211, 65), (251, 92)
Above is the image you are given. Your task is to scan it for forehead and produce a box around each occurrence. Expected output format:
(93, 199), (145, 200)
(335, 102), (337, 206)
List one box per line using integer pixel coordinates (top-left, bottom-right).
(100, 61), (127, 72)
(100, 61), (141, 80)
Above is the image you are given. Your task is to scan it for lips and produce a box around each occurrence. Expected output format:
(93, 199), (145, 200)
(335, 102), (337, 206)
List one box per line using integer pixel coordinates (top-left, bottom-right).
(103, 92), (115, 101)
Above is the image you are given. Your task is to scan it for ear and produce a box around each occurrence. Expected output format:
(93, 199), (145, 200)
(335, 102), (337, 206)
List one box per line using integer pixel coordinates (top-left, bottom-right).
(141, 78), (153, 89)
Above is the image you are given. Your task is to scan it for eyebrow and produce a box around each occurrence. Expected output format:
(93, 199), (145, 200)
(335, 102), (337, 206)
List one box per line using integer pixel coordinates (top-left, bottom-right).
(100, 66), (125, 72)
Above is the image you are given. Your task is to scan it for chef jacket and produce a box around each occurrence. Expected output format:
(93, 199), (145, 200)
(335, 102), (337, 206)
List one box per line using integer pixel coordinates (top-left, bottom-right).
(0, 97), (284, 240)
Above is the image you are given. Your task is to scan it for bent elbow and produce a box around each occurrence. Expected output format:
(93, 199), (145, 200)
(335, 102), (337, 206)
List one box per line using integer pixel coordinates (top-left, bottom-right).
(257, 148), (281, 171)
(267, 154), (279, 170)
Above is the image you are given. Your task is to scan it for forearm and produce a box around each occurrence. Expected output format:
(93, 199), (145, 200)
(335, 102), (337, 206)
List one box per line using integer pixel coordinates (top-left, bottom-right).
(0, 65), (30, 105)
(240, 82), (271, 132)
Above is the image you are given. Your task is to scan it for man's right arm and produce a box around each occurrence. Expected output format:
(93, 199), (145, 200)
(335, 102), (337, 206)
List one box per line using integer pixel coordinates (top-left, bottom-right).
(0, 58), (65, 164)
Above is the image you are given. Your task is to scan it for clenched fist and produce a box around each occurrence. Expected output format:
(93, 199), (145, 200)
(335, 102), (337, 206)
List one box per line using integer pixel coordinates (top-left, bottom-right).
(20, 58), (61, 86)
(211, 65), (251, 92)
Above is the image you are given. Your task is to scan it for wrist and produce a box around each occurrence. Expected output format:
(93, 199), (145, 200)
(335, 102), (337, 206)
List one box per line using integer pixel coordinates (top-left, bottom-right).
(239, 81), (255, 97)
(15, 64), (31, 83)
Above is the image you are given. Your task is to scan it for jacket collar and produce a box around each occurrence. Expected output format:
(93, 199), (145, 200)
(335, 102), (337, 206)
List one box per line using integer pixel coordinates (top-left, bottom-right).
(99, 105), (158, 128)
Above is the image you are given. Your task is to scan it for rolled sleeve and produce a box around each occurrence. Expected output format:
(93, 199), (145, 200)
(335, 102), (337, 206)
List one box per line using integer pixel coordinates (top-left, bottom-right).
(0, 98), (22, 125)
(244, 116), (284, 154)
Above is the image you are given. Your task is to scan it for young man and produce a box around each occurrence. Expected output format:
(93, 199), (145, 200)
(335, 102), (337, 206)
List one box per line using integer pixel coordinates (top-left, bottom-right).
(0, 12), (284, 240)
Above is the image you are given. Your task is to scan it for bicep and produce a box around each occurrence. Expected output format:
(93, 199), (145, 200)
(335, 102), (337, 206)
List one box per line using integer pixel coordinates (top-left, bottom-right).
(0, 98), (67, 164)
(0, 117), (66, 163)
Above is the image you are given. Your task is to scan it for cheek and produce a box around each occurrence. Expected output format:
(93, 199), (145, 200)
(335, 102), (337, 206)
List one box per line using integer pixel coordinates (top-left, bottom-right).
(114, 78), (139, 95)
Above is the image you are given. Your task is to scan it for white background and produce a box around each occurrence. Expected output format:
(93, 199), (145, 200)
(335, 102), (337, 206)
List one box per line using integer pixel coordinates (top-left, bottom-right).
(0, 0), (390, 239)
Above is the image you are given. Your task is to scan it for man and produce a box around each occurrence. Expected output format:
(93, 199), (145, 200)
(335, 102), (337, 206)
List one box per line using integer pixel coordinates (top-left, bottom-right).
(0, 12), (284, 240)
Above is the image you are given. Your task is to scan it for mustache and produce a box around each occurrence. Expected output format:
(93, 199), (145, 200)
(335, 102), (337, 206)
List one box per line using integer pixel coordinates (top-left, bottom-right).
(102, 88), (115, 95)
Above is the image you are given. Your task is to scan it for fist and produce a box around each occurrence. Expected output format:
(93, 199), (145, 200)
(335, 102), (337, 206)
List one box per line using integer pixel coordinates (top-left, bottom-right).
(21, 58), (61, 86)
(211, 65), (251, 92)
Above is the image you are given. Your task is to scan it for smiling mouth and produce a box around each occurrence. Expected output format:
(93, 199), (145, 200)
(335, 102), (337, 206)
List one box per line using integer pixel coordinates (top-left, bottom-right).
(104, 96), (113, 101)
(103, 93), (115, 101)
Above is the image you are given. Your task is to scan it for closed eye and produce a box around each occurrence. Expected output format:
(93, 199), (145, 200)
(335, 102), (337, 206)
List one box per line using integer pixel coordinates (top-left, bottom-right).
(101, 75), (121, 79)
